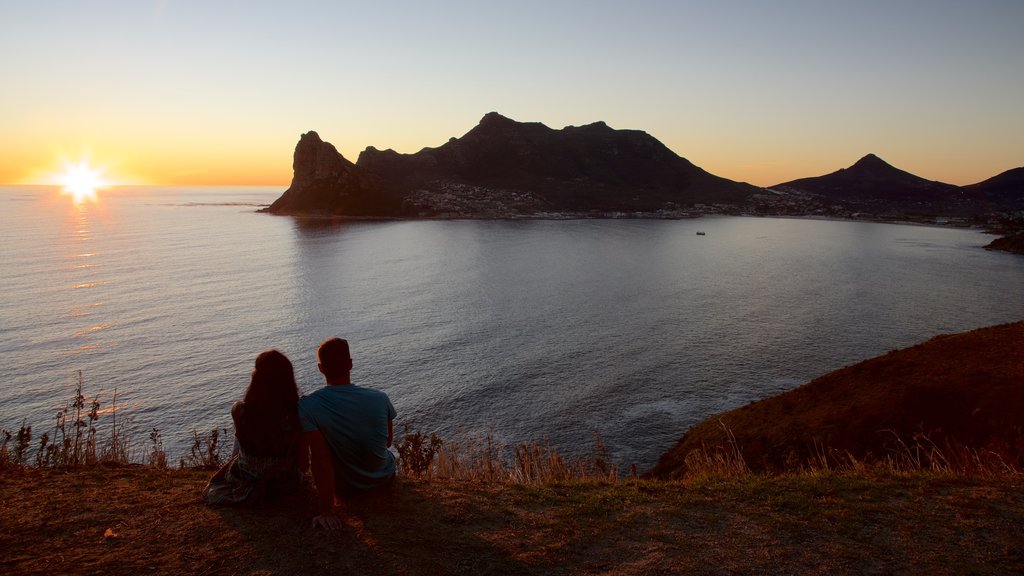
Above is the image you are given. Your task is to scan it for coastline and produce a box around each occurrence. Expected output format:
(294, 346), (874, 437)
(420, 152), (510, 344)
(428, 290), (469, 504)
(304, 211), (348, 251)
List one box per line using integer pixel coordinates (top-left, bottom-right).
(264, 206), (1021, 253)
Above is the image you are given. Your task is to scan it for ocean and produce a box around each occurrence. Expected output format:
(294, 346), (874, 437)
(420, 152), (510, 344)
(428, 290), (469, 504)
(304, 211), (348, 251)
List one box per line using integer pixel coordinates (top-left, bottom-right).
(1, 185), (1022, 470)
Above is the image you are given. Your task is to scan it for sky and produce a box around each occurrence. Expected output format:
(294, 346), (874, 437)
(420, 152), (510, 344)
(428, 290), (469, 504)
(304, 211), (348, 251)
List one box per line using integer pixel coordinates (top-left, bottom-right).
(1, 0), (1022, 187)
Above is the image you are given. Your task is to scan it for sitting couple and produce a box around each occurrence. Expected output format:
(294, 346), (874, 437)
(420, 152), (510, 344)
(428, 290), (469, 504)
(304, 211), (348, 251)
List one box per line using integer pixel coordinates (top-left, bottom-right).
(204, 337), (396, 530)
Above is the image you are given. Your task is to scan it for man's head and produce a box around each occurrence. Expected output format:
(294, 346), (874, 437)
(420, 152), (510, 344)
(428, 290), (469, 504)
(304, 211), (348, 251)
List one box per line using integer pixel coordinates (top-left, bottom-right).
(317, 337), (353, 383)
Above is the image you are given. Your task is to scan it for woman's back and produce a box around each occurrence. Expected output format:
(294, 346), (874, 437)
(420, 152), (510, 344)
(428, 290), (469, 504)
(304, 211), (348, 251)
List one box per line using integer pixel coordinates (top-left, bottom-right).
(232, 400), (299, 459)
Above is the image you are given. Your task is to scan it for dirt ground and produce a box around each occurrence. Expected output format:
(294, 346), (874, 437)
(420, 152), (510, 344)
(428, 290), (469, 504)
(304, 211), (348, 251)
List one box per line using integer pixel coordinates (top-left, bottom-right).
(1, 465), (1022, 575)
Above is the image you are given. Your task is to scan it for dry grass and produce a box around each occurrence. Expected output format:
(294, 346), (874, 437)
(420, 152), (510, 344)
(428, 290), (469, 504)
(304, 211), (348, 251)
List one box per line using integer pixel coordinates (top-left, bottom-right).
(5, 370), (1021, 486)
(0, 372), (132, 469)
(668, 425), (1021, 484)
(396, 425), (624, 484)
(2, 466), (1023, 575)
(0, 373), (227, 472)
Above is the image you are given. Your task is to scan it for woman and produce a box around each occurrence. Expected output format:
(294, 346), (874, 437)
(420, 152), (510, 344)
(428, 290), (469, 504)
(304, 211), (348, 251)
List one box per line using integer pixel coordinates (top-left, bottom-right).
(204, 350), (307, 505)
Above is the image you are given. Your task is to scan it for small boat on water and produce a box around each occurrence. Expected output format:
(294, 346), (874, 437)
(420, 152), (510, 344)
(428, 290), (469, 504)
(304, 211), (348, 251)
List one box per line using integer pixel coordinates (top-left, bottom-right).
(696, 231), (706, 236)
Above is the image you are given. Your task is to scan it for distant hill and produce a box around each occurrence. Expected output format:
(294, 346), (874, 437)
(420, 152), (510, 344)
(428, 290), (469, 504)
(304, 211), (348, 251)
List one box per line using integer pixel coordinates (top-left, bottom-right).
(771, 154), (970, 213)
(649, 322), (1024, 477)
(965, 167), (1024, 212)
(266, 113), (759, 217)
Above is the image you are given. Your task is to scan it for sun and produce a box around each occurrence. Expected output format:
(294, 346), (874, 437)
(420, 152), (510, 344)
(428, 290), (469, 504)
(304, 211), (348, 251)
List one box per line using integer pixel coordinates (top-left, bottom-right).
(58, 160), (108, 204)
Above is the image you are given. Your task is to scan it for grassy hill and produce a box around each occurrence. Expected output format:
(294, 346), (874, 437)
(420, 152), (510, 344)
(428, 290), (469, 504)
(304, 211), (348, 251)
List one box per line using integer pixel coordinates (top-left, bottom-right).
(651, 322), (1024, 478)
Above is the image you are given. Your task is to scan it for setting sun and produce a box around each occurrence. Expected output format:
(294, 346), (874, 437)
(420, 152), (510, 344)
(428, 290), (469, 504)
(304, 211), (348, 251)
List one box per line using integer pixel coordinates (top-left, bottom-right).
(58, 160), (107, 203)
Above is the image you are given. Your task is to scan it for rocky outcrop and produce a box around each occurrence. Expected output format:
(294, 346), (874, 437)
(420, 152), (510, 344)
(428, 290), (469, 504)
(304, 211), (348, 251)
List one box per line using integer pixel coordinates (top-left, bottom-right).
(986, 231), (1024, 254)
(265, 131), (400, 216)
(266, 114), (760, 217)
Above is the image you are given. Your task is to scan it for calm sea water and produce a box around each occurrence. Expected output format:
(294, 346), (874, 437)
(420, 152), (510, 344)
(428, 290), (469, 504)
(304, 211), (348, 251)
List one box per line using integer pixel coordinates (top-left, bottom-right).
(1, 186), (1022, 469)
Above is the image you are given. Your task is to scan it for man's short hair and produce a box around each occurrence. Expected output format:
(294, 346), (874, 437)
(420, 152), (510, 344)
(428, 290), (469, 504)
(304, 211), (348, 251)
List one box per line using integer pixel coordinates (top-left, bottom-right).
(318, 337), (351, 379)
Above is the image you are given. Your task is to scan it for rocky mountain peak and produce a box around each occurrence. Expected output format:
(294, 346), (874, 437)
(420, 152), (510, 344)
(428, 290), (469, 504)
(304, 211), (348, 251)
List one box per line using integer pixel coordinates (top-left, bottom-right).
(290, 130), (354, 184)
(478, 111), (514, 126)
(854, 153), (884, 165)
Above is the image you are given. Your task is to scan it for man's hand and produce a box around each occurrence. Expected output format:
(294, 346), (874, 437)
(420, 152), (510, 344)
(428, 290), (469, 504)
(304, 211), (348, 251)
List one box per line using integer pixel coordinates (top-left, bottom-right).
(312, 513), (343, 530)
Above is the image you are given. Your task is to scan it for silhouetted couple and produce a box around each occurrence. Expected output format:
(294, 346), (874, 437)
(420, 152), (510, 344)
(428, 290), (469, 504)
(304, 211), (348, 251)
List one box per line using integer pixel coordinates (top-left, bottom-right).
(203, 338), (396, 530)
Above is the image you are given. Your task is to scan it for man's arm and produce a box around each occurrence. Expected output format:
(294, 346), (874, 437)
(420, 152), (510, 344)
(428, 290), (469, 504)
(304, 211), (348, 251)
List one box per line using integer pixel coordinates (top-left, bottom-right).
(303, 430), (342, 530)
(387, 418), (393, 448)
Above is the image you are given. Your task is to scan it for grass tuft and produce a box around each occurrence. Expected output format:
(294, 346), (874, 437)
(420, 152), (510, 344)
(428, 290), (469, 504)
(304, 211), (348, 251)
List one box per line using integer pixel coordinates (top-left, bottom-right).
(179, 427), (228, 469)
(0, 372), (224, 470)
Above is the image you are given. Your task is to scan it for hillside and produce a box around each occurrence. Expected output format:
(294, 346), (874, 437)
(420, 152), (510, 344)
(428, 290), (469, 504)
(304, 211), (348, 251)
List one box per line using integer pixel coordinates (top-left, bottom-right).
(265, 113), (759, 217)
(966, 167), (1024, 211)
(651, 322), (1024, 478)
(2, 467), (1023, 575)
(771, 154), (972, 215)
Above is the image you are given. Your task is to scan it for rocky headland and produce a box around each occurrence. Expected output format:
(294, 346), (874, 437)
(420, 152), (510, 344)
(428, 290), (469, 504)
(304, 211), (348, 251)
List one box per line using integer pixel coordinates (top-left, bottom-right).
(265, 113), (761, 218)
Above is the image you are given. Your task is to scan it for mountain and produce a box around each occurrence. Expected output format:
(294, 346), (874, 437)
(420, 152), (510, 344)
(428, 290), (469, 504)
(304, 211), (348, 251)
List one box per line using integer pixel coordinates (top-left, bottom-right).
(964, 167), (1024, 211)
(771, 154), (965, 212)
(266, 113), (760, 217)
(649, 322), (1024, 477)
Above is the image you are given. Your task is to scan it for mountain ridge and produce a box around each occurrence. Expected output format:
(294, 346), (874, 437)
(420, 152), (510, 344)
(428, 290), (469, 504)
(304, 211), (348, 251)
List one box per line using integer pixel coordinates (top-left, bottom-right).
(266, 113), (760, 217)
(265, 117), (1024, 223)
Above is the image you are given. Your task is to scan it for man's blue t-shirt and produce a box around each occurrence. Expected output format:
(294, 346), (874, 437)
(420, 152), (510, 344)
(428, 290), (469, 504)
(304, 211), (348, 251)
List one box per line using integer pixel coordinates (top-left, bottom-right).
(298, 384), (397, 492)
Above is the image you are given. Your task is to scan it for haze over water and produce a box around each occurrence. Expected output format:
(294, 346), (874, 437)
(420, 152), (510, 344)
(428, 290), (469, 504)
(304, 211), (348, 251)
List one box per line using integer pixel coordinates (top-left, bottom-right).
(1, 186), (1022, 469)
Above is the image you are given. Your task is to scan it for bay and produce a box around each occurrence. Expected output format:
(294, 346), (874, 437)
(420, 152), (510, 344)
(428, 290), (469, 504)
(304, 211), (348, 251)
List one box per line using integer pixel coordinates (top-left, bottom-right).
(1, 186), (1022, 470)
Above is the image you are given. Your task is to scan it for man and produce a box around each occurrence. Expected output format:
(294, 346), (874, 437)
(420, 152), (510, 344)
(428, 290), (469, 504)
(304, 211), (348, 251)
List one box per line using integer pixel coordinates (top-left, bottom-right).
(299, 337), (397, 530)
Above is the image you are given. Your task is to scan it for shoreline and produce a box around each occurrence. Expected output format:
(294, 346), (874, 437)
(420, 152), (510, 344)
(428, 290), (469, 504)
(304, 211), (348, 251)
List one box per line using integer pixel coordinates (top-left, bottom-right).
(264, 208), (1022, 252)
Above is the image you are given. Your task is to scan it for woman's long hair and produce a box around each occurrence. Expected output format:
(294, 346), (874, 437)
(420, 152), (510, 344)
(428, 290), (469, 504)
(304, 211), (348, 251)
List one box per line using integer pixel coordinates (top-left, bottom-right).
(238, 349), (300, 456)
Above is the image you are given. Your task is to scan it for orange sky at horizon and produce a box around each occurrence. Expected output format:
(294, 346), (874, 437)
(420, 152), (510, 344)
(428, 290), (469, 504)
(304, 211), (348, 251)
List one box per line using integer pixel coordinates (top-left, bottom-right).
(4, 122), (1018, 190)
(3, 138), (294, 187)
(4, 106), (1022, 189)
(2, 2), (1021, 189)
